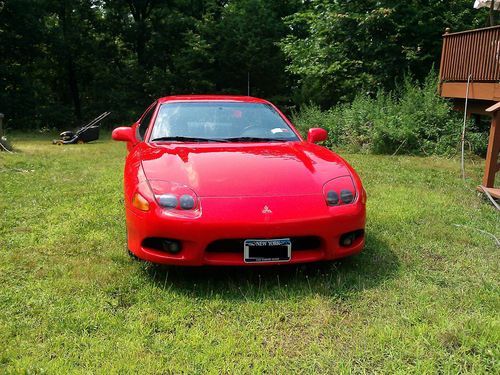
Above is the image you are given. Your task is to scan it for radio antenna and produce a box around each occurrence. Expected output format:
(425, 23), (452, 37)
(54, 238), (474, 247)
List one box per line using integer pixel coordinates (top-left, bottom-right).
(247, 71), (250, 96)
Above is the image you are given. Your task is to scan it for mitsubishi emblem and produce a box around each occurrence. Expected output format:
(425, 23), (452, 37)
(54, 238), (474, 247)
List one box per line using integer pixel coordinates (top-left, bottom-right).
(262, 205), (272, 214)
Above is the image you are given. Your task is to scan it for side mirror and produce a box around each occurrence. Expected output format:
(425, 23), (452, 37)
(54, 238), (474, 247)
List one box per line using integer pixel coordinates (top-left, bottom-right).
(307, 128), (328, 144)
(112, 127), (136, 143)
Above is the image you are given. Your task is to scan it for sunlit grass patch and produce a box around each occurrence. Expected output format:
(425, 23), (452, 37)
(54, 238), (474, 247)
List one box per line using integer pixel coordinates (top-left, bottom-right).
(0, 136), (498, 373)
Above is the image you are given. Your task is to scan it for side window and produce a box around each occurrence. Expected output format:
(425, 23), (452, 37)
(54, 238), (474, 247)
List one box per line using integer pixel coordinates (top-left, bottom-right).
(137, 103), (156, 140)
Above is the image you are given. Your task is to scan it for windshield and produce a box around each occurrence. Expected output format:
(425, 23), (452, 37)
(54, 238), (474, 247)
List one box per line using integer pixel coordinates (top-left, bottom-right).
(149, 102), (299, 142)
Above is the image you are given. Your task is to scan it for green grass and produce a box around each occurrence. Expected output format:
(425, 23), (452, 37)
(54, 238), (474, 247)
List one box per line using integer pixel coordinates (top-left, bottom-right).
(0, 134), (499, 374)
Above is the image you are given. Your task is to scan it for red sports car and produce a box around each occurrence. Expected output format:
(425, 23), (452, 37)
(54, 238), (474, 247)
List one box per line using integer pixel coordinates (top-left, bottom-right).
(112, 95), (366, 266)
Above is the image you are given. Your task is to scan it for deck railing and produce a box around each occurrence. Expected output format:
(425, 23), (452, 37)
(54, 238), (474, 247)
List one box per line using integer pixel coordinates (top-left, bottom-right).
(440, 26), (500, 82)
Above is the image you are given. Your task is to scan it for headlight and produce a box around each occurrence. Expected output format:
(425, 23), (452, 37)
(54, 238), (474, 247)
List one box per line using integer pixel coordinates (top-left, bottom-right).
(158, 194), (178, 208)
(148, 180), (200, 213)
(179, 194), (195, 209)
(326, 190), (339, 205)
(323, 176), (357, 206)
(340, 189), (354, 204)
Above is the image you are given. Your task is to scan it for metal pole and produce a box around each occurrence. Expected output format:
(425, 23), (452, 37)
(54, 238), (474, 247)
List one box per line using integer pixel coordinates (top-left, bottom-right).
(490, 0), (496, 26)
(461, 74), (472, 181)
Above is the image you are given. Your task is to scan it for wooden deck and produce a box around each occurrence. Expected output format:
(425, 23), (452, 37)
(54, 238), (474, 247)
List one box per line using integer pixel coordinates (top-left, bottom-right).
(439, 26), (500, 101)
(439, 26), (500, 191)
(440, 82), (500, 102)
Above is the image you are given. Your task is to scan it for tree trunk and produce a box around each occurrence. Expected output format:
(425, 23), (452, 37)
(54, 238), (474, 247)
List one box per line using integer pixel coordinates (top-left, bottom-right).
(127, 0), (153, 67)
(136, 20), (147, 67)
(58, 2), (82, 121)
(67, 56), (82, 120)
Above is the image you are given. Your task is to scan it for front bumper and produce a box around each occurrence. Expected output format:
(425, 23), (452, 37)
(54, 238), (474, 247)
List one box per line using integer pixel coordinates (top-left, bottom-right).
(126, 194), (366, 266)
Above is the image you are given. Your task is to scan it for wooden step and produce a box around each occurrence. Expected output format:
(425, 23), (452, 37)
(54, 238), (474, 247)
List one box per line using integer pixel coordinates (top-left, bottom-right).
(477, 186), (500, 199)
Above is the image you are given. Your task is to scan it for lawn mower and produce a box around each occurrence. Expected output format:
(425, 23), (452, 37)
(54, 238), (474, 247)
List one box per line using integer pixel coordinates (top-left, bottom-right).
(53, 112), (110, 145)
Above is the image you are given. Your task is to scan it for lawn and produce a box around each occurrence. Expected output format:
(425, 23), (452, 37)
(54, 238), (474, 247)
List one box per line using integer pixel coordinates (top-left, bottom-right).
(0, 135), (498, 374)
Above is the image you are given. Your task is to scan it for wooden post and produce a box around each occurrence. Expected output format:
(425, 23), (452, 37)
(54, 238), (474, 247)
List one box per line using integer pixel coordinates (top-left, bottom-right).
(438, 28), (450, 96)
(484, 103), (500, 188)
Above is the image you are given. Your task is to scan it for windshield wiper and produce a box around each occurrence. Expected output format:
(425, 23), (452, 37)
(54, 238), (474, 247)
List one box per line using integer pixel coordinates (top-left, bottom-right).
(151, 136), (229, 143)
(222, 137), (290, 142)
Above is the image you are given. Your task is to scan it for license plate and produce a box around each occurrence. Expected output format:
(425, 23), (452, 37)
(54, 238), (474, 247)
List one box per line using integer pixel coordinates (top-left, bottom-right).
(244, 238), (291, 263)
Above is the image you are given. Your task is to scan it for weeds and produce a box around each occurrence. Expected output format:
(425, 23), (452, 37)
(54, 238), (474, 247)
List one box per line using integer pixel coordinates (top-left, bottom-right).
(292, 71), (490, 156)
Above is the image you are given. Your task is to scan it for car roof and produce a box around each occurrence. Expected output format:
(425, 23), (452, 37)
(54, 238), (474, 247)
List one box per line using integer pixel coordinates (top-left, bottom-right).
(157, 95), (271, 104)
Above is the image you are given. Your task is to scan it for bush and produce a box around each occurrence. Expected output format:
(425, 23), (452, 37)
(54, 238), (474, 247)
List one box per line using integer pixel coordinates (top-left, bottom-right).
(292, 71), (489, 156)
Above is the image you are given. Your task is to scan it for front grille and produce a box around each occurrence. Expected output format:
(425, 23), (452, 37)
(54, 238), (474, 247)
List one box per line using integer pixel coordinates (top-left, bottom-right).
(205, 236), (322, 253)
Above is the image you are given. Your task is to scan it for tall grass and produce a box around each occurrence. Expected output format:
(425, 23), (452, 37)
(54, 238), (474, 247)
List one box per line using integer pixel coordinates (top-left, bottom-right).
(1, 136), (498, 373)
(292, 72), (490, 156)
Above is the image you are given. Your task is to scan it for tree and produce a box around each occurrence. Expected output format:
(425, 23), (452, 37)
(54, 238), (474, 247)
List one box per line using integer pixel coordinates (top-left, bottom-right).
(0, 0), (491, 130)
(198, 0), (301, 102)
(280, 0), (484, 107)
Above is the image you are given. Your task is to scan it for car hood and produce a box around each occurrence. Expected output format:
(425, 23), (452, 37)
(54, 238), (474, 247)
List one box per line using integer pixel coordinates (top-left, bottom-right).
(140, 142), (350, 197)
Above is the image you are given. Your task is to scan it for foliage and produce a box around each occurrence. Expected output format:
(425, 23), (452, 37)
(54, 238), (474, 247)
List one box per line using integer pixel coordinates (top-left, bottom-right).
(0, 0), (300, 130)
(293, 71), (490, 156)
(0, 0), (495, 157)
(280, 0), (486, 107)
(0, 136), (498, 372)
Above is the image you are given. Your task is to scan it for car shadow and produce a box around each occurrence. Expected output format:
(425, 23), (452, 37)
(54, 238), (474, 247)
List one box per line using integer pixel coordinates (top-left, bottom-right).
(142, 232), (399, 301)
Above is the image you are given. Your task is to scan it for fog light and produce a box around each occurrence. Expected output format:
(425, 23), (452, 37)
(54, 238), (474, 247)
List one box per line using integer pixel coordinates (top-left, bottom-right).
(339, 230), (364, 247)
(161, 239), (181, 254)
(341, 235), (354, 246)
(142, 237), (183, 254)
